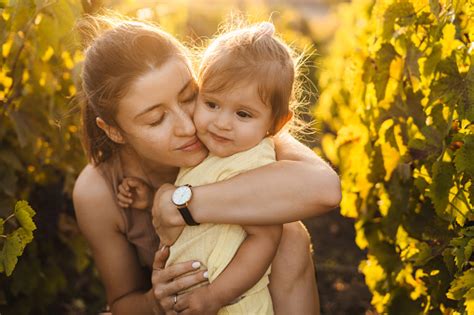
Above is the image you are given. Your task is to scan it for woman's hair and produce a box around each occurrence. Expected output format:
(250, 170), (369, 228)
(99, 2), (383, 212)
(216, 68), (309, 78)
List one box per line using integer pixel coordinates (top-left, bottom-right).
(77, 14), (191, 165)
(198, 21), (299, 135)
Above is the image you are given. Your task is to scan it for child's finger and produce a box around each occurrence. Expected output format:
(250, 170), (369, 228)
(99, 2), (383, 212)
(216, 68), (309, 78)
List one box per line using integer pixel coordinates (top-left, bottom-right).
(117, 200), (129, 208)
(118, 183), (132, 197)
(122, 179), (131, 192)
(117, 193), (133, 205)
(126, 178), (143, 189)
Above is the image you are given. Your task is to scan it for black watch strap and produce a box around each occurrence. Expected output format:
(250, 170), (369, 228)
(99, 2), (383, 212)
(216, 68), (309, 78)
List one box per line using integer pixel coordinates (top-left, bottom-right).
(178, 206), (200, 226)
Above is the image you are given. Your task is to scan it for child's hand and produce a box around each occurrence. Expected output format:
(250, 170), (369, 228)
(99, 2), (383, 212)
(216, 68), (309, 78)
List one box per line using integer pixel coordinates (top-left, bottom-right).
(117, 177), (153, 210)
(173, 285), (222, 315)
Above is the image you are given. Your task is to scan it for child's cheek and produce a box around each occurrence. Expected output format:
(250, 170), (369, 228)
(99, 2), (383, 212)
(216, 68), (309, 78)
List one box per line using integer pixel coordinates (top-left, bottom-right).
(193, 108), (207, 134)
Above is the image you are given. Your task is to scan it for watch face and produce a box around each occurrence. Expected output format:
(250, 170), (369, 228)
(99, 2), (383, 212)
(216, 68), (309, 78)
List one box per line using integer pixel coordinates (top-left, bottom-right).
(172, 185), (192, 206)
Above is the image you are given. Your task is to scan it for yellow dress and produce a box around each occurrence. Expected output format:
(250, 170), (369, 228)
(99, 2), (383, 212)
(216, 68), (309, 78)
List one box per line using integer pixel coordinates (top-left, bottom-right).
(166, 138), (276, 315)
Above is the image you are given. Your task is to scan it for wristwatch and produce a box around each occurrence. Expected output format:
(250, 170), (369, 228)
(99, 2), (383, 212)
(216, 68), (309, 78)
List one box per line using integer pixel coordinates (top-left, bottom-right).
(171, 184), (200, 226)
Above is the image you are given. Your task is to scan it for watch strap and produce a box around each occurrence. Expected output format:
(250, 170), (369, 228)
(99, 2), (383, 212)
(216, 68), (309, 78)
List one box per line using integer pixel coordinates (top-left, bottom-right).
(178, 206), (200, 226)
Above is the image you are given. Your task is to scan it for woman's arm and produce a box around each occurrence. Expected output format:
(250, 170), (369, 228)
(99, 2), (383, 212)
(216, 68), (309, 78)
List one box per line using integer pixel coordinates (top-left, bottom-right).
(73, 165), (208, 314)
(73, 165), (158, 314)
(154, 134), (341, 227)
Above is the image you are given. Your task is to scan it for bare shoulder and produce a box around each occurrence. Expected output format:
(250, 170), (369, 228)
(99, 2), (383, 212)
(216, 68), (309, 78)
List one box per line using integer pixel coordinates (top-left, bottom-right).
(73, 164), (123, 237)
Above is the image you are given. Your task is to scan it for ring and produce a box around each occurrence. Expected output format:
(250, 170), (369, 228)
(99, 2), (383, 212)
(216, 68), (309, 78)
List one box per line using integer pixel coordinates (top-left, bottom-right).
(173, 294), (178, 304)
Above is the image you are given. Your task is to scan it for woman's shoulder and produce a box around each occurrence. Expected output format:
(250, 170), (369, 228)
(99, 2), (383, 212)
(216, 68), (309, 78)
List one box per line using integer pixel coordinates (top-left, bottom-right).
(73, 164), (109, 201)
(73, 164), (124, 231)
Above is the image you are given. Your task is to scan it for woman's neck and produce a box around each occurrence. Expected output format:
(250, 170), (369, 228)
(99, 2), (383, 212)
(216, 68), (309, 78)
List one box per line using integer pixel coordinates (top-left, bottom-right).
(118, 148), (179, 189)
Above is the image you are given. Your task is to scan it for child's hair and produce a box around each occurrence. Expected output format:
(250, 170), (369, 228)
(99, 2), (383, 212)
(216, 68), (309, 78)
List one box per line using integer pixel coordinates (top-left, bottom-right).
(76, 14), (192, 165)
(198, 21), (300, 135)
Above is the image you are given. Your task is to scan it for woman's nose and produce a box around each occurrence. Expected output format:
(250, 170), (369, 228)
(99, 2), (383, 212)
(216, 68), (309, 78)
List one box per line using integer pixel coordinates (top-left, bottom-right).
(174, 107), (196, 136)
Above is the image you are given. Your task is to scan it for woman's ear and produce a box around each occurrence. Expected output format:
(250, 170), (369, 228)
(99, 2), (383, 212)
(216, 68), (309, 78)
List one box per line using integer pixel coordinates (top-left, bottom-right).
(96, 117), (125, 144)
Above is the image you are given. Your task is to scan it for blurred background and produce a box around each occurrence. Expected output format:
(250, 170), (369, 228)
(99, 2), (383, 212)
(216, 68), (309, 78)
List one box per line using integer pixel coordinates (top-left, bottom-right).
(0, 0), (472, 314)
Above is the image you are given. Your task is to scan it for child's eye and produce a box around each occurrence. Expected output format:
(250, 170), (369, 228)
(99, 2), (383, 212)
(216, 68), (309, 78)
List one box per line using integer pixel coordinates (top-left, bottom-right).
(237, 111), (252, 118)
(206, 102), (219, 109)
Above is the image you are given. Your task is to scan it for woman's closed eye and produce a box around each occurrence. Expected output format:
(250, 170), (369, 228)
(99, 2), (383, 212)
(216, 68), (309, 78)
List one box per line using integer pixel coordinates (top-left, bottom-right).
(180, 92), (197, 105)
(149, 113), (166, 127)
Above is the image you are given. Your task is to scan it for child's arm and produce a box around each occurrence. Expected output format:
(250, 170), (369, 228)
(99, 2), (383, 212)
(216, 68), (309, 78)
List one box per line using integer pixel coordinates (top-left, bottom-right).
(117, 177), (153, 210)
(174, 224), (282, 312)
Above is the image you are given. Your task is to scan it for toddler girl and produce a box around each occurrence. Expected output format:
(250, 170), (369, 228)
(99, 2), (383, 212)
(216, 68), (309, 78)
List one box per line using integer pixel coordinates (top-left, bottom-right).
(118, 22), (299, 314)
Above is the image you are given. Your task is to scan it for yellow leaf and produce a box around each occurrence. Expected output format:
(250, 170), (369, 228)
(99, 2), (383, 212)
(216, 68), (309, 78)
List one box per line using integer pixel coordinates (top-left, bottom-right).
(2, 39), (12, 58)
(61, 51), (74, 70)
(441, 23), (463, 58)
(0, 66), (13, 89)
(41, 46), (54, 62)
(465, 287), (474, 315)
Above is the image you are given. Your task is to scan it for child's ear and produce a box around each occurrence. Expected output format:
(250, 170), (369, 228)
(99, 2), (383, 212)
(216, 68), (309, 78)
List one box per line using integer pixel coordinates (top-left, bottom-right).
(96, 117), (125, 144)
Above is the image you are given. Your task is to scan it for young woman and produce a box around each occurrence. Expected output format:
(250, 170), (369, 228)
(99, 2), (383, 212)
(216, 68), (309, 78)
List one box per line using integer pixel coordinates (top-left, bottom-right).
(73, 15), (340, 315)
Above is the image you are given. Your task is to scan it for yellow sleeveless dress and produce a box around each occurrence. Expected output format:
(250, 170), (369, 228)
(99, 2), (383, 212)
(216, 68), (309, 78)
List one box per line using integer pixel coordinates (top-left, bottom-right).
(166, 138), (276, 315)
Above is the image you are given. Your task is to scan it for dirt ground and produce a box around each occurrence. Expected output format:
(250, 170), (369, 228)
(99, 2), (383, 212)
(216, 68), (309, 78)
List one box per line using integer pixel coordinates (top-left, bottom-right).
(303, 209), (376, 315)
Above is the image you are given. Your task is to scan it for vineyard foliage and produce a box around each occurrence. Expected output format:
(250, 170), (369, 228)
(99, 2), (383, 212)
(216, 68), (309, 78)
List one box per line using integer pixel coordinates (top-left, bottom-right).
(316, 0), (473, 313)
(0, 0), (319, 314)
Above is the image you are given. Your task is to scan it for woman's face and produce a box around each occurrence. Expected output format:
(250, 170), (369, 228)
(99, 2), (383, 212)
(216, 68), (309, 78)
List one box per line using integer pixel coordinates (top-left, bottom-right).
(115, 58), (208, 169)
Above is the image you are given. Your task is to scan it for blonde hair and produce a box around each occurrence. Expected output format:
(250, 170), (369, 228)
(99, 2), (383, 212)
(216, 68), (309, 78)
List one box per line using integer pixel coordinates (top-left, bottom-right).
(198, 21), (300, 135)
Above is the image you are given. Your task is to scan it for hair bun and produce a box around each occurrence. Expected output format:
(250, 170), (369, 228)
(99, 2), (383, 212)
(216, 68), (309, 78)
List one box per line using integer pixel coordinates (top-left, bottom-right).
(257, 22), (275, 37)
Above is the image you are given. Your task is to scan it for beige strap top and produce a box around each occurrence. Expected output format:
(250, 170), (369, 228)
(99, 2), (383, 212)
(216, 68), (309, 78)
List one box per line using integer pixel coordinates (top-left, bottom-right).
(97, 155), (160, 269)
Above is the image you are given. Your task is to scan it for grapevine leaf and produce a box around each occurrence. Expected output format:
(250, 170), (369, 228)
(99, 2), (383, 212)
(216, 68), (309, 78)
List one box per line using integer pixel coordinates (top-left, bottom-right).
(2, 233), (22, 276)
(422, 43), (441, 77)
(408, 138), (440, 161)
(428, 161), (455, 219)
(429, 0), (441, 16)
(454, 135), (474, 177)
(14, 200), (35, 217)
(374, 43), (397, 100)
(405, 90), (426, 130)
(465, 287), (474, 315)
(447, 269), (474, 300)
(14, 208), (36, 232)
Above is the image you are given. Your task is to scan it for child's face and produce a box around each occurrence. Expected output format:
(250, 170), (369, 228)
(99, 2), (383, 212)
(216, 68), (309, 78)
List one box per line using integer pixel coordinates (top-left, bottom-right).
(194, 81), (273, 157)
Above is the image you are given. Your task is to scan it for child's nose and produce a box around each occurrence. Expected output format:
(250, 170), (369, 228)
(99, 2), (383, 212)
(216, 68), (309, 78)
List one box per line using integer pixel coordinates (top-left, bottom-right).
(215, 113), (232, 130)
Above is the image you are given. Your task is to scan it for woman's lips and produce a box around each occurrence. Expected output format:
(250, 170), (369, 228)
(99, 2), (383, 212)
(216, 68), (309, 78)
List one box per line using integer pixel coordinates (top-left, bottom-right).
(177, 138), (203, 152)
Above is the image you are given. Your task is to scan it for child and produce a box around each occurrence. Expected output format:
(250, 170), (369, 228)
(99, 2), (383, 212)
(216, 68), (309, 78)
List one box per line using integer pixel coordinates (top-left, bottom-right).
(118, 22), (299, 314)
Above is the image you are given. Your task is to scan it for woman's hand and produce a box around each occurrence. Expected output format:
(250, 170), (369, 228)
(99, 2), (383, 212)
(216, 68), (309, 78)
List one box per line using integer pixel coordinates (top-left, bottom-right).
(152, 184), (186, 245)
(151, 246), (210, 314)
(172, 285), (222, 315)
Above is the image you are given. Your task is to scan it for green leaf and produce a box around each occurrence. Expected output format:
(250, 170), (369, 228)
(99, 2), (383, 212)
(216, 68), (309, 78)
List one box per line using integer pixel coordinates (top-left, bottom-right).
(2, 233), (22, 276)
(374, 43), (398, 100)
(428, 161), (455, 219)
(447, 269), (474, 300)
(14, 208), (36, 232)
(454, 135), (474, 177)
(14, 200), (35, 217)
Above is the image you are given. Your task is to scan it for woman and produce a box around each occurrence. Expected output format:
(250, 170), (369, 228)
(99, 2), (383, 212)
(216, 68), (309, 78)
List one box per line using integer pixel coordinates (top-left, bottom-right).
(73, 16), (340, 315)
